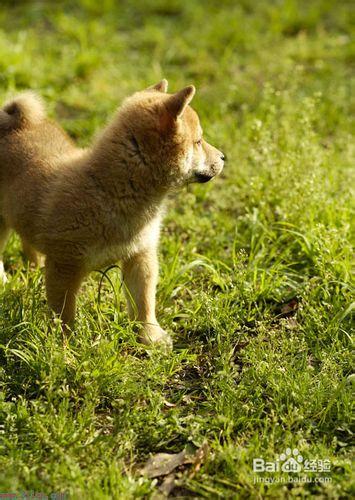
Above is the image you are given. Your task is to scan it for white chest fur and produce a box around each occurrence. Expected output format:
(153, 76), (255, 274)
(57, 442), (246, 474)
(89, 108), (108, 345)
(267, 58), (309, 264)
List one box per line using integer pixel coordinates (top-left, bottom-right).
(85, 216), (161, 270)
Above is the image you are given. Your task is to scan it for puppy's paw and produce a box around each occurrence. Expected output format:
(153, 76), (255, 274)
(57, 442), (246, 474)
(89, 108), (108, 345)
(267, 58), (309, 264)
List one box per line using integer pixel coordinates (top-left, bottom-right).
(38, 255), (46, 268)
(0, 263), (8, 285)
(0, 273), (8, 285)
(139, 324), (173, 350)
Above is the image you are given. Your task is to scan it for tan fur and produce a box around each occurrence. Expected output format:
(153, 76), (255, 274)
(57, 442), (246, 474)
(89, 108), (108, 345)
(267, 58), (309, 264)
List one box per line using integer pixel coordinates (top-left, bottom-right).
(0, 91), (45, 130)
(0, 80), (224, 347)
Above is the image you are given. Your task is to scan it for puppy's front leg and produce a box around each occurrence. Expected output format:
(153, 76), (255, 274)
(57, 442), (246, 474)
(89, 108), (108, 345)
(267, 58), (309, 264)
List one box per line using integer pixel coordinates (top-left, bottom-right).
(122, 249), (172, 348)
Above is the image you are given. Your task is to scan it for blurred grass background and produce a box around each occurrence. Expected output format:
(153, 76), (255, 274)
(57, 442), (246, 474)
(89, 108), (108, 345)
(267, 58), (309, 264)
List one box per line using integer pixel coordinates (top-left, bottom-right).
(0, 0), (353, 498)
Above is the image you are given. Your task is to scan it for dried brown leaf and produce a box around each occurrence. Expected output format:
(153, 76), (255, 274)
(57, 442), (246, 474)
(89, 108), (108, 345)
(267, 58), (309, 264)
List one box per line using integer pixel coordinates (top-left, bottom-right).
(158, 473), (176, 496)
(140, 450), (187, 478)
(140, 442), (210, 483)
(188, 442), (210, 478)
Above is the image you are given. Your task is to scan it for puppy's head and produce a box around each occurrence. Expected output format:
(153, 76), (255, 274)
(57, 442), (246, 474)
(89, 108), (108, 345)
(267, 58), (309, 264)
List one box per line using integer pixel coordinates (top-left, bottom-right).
(119, 80), (225, 188)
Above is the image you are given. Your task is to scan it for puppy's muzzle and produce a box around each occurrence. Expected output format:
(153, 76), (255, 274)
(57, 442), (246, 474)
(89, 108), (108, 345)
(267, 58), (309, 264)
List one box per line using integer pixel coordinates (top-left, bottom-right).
(195, 172), (214, 183)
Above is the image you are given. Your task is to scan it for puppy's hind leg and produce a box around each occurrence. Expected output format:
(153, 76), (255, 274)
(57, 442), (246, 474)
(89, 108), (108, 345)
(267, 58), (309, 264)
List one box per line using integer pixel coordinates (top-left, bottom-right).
(45, 258), (84, 327)
(0, 217), (10, 284)
(21, 237), (45, 268)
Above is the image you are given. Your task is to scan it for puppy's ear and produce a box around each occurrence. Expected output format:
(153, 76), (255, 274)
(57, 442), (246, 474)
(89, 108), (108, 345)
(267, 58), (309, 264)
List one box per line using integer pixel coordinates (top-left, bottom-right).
(147, 79), (168, 92)
(166, 85), (195, 118)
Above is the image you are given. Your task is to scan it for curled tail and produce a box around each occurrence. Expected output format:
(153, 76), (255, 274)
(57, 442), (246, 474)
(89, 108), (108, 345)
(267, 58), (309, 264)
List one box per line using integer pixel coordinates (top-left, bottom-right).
(0, 91), (45, 131)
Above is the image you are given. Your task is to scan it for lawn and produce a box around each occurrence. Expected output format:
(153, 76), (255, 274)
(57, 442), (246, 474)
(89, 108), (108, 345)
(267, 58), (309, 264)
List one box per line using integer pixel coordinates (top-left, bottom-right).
(0, 0), (353, 498)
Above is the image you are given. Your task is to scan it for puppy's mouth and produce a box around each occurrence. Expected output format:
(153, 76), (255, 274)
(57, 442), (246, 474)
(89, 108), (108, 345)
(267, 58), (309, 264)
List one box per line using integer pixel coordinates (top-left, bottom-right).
(195, 173), (214, 183)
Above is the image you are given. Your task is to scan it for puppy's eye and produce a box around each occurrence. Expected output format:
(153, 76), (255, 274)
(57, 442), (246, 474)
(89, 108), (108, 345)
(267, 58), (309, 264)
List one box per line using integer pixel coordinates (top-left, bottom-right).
(195, 139), (202, 146)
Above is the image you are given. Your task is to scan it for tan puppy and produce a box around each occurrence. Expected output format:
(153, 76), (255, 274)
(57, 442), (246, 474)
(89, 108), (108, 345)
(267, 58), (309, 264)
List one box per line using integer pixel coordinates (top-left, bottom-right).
(0, 80), (224, 346)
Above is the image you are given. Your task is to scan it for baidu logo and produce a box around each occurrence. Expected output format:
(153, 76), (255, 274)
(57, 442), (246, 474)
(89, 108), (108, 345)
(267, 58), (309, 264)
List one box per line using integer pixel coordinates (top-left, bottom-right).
(253, 447), (331, 475)
(252, 447), (332, 484)
(279, 448), (303, 473)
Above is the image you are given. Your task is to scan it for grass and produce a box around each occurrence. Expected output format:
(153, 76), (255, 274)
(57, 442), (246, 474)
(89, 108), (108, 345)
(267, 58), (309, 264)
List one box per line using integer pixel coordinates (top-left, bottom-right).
(0, 0), (353, 497)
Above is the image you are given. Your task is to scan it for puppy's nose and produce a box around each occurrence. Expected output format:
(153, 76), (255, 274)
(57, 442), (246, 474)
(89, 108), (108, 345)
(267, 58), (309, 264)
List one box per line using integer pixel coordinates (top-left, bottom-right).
(221, 153), (226, 161)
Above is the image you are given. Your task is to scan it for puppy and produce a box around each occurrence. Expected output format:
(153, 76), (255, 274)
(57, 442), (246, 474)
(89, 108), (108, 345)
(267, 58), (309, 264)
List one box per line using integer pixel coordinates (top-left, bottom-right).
(0, 80), (224, 346)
